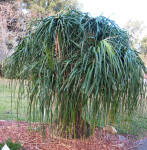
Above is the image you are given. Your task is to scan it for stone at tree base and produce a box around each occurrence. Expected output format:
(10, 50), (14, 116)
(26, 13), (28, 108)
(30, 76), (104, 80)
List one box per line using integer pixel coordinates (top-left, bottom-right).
(103, 125), (117, 134)
(119, 135), (127, 141)
(1, 144), (10, 150)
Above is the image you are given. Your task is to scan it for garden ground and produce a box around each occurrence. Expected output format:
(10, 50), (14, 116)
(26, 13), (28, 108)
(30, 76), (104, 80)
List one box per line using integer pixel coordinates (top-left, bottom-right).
(0, 78), (146, 149)
(0, 120), (139, 150)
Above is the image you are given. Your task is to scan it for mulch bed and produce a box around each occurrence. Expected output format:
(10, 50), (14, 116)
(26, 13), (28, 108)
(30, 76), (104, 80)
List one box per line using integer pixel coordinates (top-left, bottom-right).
(0, 120), (136, 150)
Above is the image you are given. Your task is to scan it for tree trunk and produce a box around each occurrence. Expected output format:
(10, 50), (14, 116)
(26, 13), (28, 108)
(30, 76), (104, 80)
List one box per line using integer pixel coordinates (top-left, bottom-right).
(74, 102), (91, 139)
(75, 102), (81, 138)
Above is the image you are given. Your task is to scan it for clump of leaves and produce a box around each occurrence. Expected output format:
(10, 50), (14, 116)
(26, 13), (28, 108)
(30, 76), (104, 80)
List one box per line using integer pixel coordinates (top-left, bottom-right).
(0, 139), (24, 150)
(5, 9), (146, 138)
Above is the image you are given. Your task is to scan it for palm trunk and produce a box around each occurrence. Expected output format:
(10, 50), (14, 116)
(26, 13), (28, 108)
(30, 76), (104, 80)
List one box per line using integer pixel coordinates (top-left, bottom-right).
(74, 101), (91, 138)
(75, 102), (81, 138)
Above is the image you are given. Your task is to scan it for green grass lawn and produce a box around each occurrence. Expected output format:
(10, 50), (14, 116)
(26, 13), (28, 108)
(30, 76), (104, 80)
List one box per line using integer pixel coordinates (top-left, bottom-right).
(0, 77), (146, 139)
(115, 109), (147, 139)
(0, 78), (27, 121)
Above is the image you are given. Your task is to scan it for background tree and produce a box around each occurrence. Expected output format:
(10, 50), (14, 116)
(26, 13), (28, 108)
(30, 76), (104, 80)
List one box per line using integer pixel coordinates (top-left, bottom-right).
(141, 36), (147, 55)
(5, 9), (146, 139)
(0, 0), (80, 63)
(22, 0), (80, 18)
(0, 0), (27, 62)
(124, 20), (145, 50)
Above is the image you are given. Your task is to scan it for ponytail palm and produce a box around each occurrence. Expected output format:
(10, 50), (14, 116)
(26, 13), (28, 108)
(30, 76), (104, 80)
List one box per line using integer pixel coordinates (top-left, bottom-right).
(6, 10), (146, 138)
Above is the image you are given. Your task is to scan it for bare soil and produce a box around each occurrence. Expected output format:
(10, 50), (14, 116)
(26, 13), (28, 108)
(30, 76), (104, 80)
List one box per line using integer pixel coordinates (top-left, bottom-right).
(0, 120), (138, 150)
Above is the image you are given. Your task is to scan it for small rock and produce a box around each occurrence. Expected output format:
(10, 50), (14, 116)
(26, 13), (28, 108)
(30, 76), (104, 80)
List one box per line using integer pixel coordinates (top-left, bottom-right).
(103, 125), (117, 134)
(119, 135), (127, 141)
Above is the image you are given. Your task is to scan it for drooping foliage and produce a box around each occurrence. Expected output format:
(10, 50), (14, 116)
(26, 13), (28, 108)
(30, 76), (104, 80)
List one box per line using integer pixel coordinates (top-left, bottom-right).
(6, 9), (146, 138)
